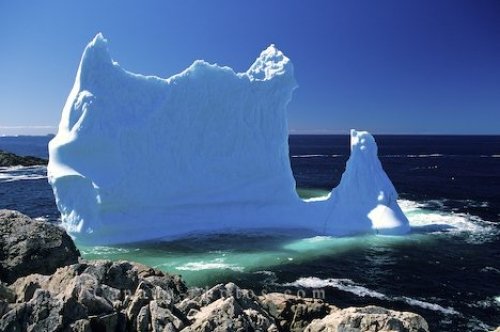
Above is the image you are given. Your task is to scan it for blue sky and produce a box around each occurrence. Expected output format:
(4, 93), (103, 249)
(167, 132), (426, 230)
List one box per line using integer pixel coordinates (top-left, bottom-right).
(0, 0), (499, 135)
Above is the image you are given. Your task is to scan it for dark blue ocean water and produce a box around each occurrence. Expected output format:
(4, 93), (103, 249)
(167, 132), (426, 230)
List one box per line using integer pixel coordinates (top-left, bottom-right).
(0, 135), (499, 331)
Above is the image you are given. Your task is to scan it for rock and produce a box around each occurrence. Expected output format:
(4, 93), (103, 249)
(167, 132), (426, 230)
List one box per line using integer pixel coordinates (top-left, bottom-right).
(150, 300), (185, 331)
(304, 305), (429, 332)
(136, 304), (151, 331)
(1, 259), (187, 332)
(182, 283), (276, 332)
(0, 150), (47, 167)
(176, 298), (201, 318)
(0, 282), (15, 302)
(89, 312), (125, 331)
(260, 292), (335, 332)
(0, 210), (80, 283)
(66, 318), (91, 332)
(10, 273), (49, 302)
(0, 289), (64, 332)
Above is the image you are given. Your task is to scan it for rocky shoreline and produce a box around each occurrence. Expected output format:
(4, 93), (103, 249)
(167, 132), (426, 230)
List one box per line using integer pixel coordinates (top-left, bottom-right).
(0, 150), (47, 167)
(0, 209), (430, 332)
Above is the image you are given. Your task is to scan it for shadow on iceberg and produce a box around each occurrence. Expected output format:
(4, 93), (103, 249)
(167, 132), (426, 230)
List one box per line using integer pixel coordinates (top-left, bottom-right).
(48, 34), (410, 245)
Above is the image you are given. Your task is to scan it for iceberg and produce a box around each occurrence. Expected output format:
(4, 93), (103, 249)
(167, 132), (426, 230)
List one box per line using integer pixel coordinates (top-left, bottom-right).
(48, 34), (410, 244)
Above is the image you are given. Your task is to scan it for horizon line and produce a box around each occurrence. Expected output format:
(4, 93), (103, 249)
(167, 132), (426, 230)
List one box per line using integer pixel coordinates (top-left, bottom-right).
(1, 132), (499, 137)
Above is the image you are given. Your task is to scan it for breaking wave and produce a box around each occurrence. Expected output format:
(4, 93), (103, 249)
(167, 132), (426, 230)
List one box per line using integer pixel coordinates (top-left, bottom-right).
(284, 277), (386, 299)
(176, 258), (244, 272)
(291, 154), (343, 158)
(381, 154), (445, 158)
(284, 277), (459, 316)
(79, 246), (138, 256)
(0, 165), (47, 182)
(399, 199), (497, 242)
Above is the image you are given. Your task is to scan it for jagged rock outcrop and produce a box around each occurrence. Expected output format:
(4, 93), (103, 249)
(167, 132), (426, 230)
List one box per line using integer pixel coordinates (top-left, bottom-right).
(2, 260), (187, 332)
(260, 293), (336, 332)
(304, 306), (429, 332)
(0, 150), (47, 167)
(0, 209), (80, 283)
(178, 283), (278, 332)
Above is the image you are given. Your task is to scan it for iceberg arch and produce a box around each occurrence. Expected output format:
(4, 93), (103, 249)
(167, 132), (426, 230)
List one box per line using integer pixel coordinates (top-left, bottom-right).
(48, 34), (410, 244)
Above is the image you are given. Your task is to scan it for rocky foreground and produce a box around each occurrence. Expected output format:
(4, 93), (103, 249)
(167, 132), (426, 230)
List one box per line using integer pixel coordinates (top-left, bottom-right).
(0, 210), (430, 332)
(0, 150), (47, 167)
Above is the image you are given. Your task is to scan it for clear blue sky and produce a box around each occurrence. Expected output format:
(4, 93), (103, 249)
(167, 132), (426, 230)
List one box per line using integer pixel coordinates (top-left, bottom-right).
(1, 0), (499, 135)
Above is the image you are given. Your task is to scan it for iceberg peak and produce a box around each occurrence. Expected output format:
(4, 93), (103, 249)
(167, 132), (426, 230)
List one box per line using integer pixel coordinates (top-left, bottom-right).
(91, 32), (108, 48)
(350, 129), (377, 155)
(246, 44), (293, 81)
(76, 33), (114, 88)
(82, 33), (112, 64)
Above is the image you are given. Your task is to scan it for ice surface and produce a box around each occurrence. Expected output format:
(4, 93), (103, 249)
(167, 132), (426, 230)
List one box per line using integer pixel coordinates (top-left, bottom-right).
(48, 34), (409, 244)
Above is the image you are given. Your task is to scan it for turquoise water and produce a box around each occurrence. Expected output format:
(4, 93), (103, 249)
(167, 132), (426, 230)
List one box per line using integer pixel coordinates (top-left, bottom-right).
(79, 188), (488, 287)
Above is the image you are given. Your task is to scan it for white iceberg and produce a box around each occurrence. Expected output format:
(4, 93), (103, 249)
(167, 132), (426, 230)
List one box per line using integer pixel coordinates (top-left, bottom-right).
(48, 34), (410, 244)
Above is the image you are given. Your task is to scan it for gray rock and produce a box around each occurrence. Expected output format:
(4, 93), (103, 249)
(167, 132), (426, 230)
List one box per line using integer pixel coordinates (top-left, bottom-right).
(0, 282), (15, 302)
(304, 305), (429, 332)
(0, 289), (64, 332)
(89, 312), (124, 331)
(150, 299), (185, 331)
(0, 210), (80, 283)
(260, 292), (335, 332)
(136, 304), (151, 331)
(182, 283), (276, 332)
(176, 298), (201, 318)
(1, 259), (188, 332)
(65, 319), (91, 332)
(10, 274), (49, 302)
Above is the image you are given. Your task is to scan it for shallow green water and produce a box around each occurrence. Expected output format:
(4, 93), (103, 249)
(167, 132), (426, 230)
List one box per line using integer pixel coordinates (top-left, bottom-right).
(79, 188), (439, 286)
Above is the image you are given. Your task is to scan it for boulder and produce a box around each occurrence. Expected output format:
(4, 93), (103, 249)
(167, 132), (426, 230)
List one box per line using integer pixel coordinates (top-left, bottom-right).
(260, 292), (336, 332)
(1, 260), (187, 332)
(0, 289), (64, 332)
(181, 283), (277, 332)
(0, 210), (80, 283)
(304, 305), (429, 332)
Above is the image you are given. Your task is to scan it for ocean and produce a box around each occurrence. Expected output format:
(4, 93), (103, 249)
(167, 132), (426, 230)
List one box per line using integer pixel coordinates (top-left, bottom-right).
(0, 135), (499, 331)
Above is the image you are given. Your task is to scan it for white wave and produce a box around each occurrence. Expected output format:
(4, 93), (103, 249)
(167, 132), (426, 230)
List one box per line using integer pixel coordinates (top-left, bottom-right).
(284, 277), (459, 315)
(381, 154), (444, 158)
(480, 266), (500, 274)
(176, 258), (244, 272)
(0, 165), (46, 172)
(284, 277), (386, 299)
(254, 270), (278, 283)
(80, 246), (136, 255)
(0, 165), (47, 182)
(398, 199), (497, 241)
(399, 296), (458, 315)
(33, 216), (49, 222)
(291, 154), (343, 158)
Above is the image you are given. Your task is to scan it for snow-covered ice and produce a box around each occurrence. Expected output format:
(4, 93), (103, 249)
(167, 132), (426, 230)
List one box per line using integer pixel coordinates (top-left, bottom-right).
(48, 34), (409, 244)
